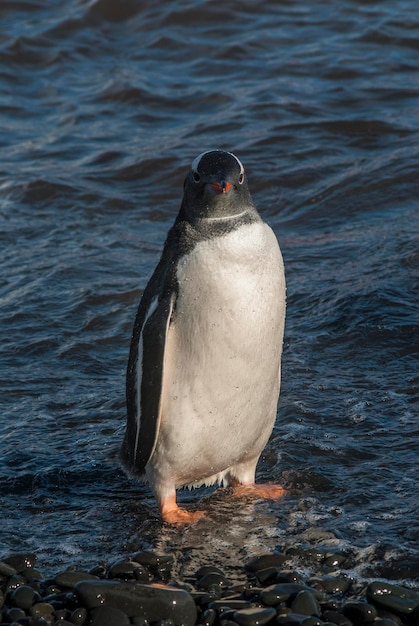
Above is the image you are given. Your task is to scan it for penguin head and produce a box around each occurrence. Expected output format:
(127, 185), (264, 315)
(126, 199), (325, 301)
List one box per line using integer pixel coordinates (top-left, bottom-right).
(180, 150), (256, 223)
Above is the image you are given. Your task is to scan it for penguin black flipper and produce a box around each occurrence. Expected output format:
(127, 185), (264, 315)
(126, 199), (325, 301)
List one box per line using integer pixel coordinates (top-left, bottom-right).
(123, 250), (176, 478)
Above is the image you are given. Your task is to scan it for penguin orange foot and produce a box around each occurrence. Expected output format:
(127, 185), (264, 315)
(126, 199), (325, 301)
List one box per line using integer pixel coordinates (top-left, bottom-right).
(231, 479), (287, 500)
(121, 150), (287, 521)
(161, 497), (205, 525)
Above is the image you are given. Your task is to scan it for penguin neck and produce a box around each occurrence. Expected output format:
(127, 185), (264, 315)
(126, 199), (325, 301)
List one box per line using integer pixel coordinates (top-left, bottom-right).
(173, 206), (261, 252)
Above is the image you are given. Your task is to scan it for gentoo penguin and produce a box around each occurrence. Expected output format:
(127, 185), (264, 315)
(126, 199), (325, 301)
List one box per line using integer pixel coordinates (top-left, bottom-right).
(121, 149), (286, 524)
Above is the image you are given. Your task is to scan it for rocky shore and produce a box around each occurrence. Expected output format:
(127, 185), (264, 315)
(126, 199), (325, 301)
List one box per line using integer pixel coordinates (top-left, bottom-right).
(1, 547), (418, 626)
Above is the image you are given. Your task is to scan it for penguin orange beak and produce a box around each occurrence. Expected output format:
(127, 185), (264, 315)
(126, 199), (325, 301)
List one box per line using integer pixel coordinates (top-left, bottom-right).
(210, 181), (232, 194)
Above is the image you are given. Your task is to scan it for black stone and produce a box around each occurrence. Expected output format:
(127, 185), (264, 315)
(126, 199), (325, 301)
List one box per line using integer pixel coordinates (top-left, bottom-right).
(132, 552), (175, 579)
(291, 591), (321, 617)
(366, 581), (419, 616)
(276, 614), (324, 625)
(260, 583), (322, 606)
(198, 573), (231, 591)
(308, 575), (351, 595)
(374, 619), (401, 626)
(245, 554), (288, 573)
(107, 559), (152, 582)
(321, 609), (353, 625)
(89, 605), (130, 625)
(0, 560), (17, 577)
(233, 606), (277, 626)
(75, 580), (197, 626)
(209, 600), (252, 611)
(55, 570), (99, 589)
(70, 606), (88, 624)
(10, 584), (38, 609)
(201, 608), (217, 626)
(343, 601), (377, 623)
(4, 553), (37, 572)
(29, 602), (55, 620)
(6, 606), (27, 622)
(196, 566), (226, 579)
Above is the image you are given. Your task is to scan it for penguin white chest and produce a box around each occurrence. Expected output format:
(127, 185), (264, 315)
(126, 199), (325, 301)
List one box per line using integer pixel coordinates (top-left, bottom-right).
(155, 221), (285, 486)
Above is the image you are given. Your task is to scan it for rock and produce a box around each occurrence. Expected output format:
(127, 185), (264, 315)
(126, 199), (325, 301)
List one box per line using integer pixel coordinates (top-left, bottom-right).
(29, 601), (55, 620)
(201, 607), (217, 626)
(10, 583), (39, 609)
(107, 559), (152, 582)
(132, 551), (175, 579)
(209, 599), (252, 610)
(343, 600), (377, 622)
(55, 570), (99, 589)
(374, 619), (401, 626)
(233, 606), (277, 626)
(0, 560), (17, 577)
(260, 583), (322, 606)
(196, 566), (226, 579)
(198, 572), (231, 591)
(256, 568), (301, 586)
(291, 590), (321, 616)
(89, 605), (131, 625)
(5, 606), (28, 622)
(75, 580), (197, 626)
(321, 609), (352, 625)
(276, 614), (324, 625)
(245, 553), (288, 573)
(70, 606), (88, 624)
(366, 581), (419, 616)
(308, 575), (351, 595)
(4, 553), (37, 572)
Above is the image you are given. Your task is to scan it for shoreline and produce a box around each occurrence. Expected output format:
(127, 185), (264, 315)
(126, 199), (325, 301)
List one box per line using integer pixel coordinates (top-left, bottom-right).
(1, 544), (418, 626)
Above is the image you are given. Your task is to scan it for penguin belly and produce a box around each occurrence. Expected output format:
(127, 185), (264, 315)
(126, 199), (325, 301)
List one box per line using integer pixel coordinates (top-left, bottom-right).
(147, 222), (286, 501)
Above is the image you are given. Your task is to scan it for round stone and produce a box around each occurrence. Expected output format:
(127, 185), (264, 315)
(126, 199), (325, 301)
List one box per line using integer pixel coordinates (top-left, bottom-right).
(366, 581), (419, 616)
(70, 606), (88, 624)
(75, 580), (197, 626)
(260, 583), (322, 607)
(343, 601), (377, 622)
(10, 583), (37, 609)
(233, 606), (277, 626)
(245, 554), (287, 573)
(196, 566), (226, 579)
(30, 602), (55, 619)
(198, 573), (231, 591)
(308, 575), (351, 594)
(55, 570), (99, 589)
(89, 605), (130, 625)
(4, 553), (37, 572)
(291, 591), (321, 617)
(321, 609), (353, 625)
(107, 559), (152, 582)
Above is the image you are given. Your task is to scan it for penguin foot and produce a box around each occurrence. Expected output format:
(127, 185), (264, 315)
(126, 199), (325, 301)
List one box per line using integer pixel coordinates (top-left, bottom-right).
(231, 480), (286, 501)
(161, 497), (205, 525)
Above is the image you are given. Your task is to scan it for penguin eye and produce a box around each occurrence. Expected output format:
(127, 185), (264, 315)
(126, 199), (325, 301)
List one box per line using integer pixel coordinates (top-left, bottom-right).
(193, 171), (201, 183)
(238, 172), (244, 184)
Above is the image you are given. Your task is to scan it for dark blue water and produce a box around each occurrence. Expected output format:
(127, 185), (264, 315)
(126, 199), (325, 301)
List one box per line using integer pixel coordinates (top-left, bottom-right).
(1, 0), (418, 582)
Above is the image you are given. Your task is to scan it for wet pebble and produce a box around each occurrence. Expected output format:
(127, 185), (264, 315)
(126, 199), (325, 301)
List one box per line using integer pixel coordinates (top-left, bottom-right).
(9, 583), (39, 609)
(107, 559), (153, 582)
(308, 575), (351, 595)
(343, 600), (377, 622)
(89, 605), (131, 625)
(0, 549), (418, 626)
(76, 580), (197, 626)
(366, 581), (419, 616)
(261, 583), (323, 606)
(245, 553), (288, 573)
(291, 590), (321, 616)
(233, 606), (276, 626)
(55, 569), (99, 589)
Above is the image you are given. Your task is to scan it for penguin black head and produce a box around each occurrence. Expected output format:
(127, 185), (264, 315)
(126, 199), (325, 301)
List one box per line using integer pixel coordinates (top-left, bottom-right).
(179, 150), (256, 224)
